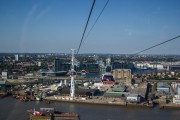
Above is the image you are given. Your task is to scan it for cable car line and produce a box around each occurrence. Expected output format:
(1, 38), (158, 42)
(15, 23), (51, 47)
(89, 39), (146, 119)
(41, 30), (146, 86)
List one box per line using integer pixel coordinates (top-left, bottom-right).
(77, 0), (96, 54)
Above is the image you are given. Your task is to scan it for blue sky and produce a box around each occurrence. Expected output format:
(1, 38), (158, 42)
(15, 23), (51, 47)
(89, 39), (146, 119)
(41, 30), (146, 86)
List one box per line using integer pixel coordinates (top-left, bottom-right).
(0, 0), (180, 54)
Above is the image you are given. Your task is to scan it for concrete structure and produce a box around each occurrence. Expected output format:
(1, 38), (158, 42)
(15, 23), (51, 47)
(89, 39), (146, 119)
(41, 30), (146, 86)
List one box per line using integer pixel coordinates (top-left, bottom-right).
(112, 69), (131, 84)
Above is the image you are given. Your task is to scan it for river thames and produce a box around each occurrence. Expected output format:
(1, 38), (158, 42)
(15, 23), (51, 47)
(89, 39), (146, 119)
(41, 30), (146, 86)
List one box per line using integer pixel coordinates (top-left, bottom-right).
(0, 97), (180, 120)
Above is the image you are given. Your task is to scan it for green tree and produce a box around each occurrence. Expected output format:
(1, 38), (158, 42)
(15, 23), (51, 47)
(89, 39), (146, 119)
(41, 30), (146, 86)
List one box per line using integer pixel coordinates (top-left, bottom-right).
(153, 83), (157, 91)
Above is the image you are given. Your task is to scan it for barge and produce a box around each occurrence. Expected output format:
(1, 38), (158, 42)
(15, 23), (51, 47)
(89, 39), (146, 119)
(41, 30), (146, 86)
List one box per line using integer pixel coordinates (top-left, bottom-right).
(27, 108), (79, 120)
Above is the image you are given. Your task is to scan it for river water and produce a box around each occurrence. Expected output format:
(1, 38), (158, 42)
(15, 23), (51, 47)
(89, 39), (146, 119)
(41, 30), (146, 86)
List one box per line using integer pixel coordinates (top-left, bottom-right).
(0, 97), (180, 120)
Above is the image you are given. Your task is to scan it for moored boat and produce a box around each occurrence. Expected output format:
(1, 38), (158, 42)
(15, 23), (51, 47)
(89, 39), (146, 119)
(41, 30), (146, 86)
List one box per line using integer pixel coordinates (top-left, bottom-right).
(27, 107), (79, 120)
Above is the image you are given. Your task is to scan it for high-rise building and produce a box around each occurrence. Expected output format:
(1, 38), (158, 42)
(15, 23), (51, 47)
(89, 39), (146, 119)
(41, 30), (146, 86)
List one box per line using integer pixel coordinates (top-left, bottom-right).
(54, 59), (62, 72)
(38, 61), (41, 67)
(15, 54), (18, 61)
(54, 59), (71, 72)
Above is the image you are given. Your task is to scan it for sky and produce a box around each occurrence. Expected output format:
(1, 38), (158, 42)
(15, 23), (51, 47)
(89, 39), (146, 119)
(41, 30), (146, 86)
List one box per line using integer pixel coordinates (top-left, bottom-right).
(0, 0), (180, 54)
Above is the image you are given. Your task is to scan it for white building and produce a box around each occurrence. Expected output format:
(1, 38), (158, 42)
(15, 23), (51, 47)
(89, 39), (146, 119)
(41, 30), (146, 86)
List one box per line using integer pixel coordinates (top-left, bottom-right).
(147, 64), (164, 70)
(173, 95), (180, 104)
(38, 61), (41, 67)
(135, 62), (164, 70)
(173, 85), (180, 104)
(15, 54), (18, 61)
(127, 94), (141, 103)
(106, 57), (111, 66)
(2, 72), (8, 79)
(135, 63), (148, 69)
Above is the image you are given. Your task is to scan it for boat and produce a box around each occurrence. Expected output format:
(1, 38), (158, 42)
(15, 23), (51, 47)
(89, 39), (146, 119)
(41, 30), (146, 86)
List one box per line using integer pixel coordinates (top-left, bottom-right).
(27, 108), (79, 120)
(32, 109), (42, 116)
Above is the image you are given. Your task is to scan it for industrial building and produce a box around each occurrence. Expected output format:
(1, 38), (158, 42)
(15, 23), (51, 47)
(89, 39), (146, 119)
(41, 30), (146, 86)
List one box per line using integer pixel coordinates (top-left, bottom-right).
(157, 86), (170, 93)
(103, 92), (125, 98)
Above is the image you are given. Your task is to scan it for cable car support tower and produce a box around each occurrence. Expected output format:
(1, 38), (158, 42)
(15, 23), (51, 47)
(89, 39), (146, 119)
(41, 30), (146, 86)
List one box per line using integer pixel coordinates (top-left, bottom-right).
(70, 49), (76, 100)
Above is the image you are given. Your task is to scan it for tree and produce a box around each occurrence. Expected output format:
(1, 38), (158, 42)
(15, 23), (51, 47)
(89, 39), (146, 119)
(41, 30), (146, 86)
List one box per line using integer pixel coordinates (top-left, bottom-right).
(153, 83), (157, 91)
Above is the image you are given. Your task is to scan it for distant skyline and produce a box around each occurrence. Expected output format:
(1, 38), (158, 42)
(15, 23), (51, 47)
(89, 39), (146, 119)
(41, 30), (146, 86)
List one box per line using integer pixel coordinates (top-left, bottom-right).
(0, 0), (180, 54)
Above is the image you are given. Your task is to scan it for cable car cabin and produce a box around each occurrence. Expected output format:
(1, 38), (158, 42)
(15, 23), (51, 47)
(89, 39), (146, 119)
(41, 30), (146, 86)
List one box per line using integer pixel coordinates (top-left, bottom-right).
(101, 73), (115, 85)
(70, 71), (77, 76)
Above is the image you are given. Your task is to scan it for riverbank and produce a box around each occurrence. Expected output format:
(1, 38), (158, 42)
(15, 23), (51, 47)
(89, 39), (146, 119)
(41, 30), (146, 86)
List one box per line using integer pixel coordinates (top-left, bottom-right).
(159, 103), (180, 110)
(45, 96), (153, 108)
